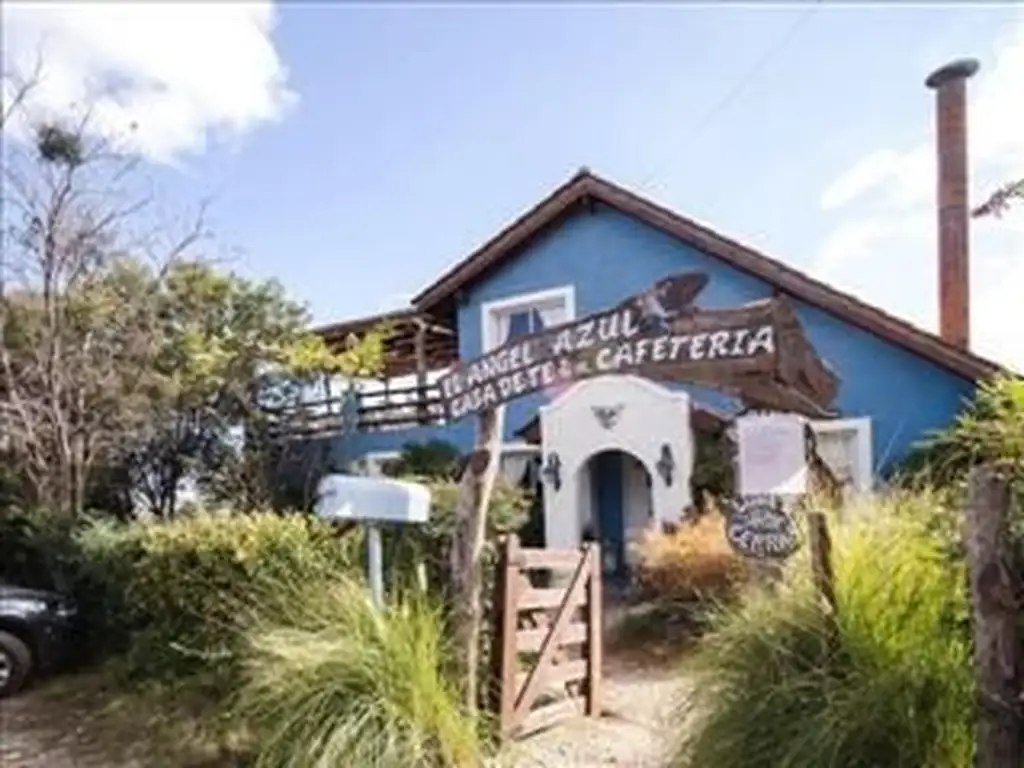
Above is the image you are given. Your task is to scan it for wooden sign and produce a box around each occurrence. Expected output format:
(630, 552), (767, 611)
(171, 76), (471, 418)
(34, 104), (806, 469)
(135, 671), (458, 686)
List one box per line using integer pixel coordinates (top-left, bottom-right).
(723, 495), (800, 560)
(437, 273), (839, 421)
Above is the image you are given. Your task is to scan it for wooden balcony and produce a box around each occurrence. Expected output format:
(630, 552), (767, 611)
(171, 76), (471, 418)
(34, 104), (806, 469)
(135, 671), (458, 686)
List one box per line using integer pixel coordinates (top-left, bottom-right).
(269, 382), (447, 440)
(275, 306), (460, 440)
(357, 382), (447, 432)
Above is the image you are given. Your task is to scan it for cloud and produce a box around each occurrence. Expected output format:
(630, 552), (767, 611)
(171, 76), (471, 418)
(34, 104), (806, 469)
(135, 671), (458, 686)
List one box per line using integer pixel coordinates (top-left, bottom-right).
(1, 2), (296, 163)
(815, 17), (1024, 372)
(820, 149), (902, 210)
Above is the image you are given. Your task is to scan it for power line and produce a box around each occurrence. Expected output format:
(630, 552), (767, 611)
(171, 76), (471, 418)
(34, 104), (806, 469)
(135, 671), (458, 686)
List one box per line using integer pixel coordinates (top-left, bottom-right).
(639, 1), (823, 190)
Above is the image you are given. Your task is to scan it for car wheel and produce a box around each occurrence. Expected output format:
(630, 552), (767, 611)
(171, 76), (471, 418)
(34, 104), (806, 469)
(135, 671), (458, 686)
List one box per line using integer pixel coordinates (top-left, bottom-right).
(0, 630), (33, 699)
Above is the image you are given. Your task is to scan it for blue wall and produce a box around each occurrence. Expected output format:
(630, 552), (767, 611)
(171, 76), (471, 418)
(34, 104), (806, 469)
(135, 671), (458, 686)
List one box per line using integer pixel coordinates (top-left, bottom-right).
(339, 203), (976, 471)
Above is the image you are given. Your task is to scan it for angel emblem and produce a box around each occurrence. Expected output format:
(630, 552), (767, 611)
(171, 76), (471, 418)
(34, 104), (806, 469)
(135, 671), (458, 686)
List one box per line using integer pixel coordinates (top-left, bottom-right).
(591, 404), (624, 430)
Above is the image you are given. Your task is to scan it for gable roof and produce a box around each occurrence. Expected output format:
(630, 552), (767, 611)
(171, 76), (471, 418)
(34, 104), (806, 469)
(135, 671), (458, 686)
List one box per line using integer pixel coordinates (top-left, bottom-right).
(412, 169), (1004, 383)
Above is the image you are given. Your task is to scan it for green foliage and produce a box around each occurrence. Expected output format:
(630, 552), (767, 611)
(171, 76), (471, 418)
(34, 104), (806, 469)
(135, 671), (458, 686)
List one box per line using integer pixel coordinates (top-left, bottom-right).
(235, 576), (483, 768)
(691, 426), (735, 501)
(896, 374), (1024, 579)
(383, 440), (462, 479)
(71, 511), (356, 692)
(0, 507), (82, 592)
(4, 202), (385, 519)
(907, 375), (1024, 482)
(358, 475), (530, 613)
(420, 477), (532, 545)
(672, 494), (974, 768)
(128, 260), (386, 517)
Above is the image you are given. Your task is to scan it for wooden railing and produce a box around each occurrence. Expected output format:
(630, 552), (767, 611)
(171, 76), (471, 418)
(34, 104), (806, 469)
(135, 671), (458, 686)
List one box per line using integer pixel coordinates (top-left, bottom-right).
(356, 383), (446, 432)
(271, 382), (447, 440)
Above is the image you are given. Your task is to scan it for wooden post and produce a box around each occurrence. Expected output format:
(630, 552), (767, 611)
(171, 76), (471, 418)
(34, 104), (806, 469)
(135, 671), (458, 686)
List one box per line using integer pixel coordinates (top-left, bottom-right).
(807, 511), (839, 647)
(450, 406), (505, 714)
(585, 541), (603, 718)
(964, 464), (1021, 768)
(414, 319), (429, 425)
(492, 534), (522, 741)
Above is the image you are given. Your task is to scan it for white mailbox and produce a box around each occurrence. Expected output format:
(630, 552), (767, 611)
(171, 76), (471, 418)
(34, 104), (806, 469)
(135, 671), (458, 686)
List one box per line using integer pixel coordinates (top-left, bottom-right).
(314, 474), (432, 610)
(315, 474), (431, 525)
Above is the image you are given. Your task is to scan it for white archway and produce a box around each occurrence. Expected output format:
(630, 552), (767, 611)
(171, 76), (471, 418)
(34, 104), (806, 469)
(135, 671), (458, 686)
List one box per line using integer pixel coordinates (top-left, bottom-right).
(539, 374), (694, 551)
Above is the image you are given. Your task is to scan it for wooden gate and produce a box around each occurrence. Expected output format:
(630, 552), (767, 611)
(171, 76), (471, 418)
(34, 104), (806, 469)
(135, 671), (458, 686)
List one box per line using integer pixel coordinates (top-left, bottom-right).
(491, 534), (602, 741)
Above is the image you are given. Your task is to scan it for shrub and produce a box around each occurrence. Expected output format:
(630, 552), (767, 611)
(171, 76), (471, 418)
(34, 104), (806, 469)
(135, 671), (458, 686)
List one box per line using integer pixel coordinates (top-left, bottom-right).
(75, 510), (356, 690)
(382, 440), (463, 479)
(632, 506), (749, 604)
(235, 574), (483, 768)
(672, 493), (974, 768)
(373, 477), (531, 592)
(0, 507), (81, 592)
(367, 476), (530, 712)
(896, 374), (1023, 519)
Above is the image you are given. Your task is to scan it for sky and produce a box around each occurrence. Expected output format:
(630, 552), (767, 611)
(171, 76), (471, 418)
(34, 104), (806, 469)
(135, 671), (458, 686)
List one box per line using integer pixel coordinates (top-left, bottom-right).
(2, 1), (1023, 371)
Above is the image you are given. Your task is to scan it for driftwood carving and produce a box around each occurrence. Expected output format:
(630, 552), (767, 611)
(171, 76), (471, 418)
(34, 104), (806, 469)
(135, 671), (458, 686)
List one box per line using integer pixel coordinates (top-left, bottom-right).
(437, 273), (840, 420)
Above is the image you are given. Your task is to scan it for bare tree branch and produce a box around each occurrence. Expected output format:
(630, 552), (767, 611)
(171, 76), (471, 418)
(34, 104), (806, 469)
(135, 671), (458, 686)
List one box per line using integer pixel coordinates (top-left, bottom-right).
(973, 178), (1024, 219)
(0, 51), (43, 131)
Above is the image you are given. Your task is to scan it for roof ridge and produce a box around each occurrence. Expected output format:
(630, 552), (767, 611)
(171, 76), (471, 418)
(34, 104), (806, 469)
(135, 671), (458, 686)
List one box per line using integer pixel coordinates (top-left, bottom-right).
(409, 170), (1007, 382)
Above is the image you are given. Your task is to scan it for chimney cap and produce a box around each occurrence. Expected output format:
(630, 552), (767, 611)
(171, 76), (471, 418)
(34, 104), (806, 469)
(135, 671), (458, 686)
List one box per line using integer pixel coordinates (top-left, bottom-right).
(925, 58), (980, 89)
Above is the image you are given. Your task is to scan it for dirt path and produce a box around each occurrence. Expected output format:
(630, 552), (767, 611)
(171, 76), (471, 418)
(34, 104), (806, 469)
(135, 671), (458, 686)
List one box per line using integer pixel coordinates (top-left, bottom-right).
(1, 687), (144, 768)
(0, 678), (233, 768)
(500, 655), (691, 768)
(4, 660), (690, 768)
(2, 598), (692, 768)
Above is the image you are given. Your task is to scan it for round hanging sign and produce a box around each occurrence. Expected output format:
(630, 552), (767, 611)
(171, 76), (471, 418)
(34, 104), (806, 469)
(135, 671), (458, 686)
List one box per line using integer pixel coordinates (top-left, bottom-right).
(724, 495), (800, 560)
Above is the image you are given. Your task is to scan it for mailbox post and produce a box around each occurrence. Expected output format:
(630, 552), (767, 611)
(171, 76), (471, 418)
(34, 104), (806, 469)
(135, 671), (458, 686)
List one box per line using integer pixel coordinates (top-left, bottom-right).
(314, 474), (431, 610)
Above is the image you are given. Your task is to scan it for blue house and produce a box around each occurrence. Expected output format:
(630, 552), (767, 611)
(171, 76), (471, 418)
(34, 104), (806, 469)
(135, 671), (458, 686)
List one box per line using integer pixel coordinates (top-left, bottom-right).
(315, 170), (1003, 573)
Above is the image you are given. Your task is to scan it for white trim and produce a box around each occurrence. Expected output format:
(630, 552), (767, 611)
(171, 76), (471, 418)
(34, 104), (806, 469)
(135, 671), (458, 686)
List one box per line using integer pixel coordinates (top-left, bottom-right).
(810, 416), (873, 492)
(541, 372), (690, 417)
(501, 441), (542, 455)
(480, 285), (576, 352)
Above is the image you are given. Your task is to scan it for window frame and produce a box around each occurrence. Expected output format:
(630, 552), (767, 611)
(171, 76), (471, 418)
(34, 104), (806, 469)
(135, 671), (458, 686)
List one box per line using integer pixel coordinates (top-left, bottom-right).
(480, 285), (576, 353)
(810, 416), (873, 493)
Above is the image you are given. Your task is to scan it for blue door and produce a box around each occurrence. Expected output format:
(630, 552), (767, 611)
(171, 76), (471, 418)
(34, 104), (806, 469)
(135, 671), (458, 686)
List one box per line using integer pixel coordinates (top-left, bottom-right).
(591, 451), (627, 581)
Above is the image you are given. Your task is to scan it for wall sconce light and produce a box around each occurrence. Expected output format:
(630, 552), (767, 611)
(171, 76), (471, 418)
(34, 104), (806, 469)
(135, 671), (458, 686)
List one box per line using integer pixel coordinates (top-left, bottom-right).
(541, 452), (562, 491)
(656, 444), (674, 487)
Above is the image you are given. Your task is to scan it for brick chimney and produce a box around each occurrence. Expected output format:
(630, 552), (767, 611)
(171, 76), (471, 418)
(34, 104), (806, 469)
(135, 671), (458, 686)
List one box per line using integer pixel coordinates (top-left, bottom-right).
(925, 58), (979, 349)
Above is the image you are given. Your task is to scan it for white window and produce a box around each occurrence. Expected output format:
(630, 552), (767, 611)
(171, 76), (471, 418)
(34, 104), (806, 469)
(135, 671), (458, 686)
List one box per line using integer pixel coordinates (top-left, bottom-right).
(480, 286), (576, 352)
(809, 417), (873, 498)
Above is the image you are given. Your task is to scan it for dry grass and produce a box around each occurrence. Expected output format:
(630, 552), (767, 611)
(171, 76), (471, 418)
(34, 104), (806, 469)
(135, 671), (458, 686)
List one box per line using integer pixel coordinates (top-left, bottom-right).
(632, 506), (749, 604)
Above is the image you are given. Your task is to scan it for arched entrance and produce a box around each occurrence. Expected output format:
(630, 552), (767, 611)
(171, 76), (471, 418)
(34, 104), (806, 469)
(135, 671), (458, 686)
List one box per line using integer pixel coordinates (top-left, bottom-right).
(579, 449), (653, 581)
(539, 374), (694, 559)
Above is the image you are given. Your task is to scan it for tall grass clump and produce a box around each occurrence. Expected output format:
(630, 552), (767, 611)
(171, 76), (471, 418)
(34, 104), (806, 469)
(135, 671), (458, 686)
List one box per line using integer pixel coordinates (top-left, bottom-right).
(672, 492), (974, 768)
(235, 571), (483, 768)
(633, 504), (749, 604)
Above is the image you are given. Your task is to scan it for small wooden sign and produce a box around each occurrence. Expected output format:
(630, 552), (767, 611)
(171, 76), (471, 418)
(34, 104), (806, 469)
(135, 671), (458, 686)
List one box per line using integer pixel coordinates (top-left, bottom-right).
(724, 495), (800, 560)
(436, 273), (839, 421)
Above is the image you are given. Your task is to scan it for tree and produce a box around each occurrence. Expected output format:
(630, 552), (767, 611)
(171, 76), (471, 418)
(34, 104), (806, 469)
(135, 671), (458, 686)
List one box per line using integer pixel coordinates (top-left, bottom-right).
(1, 84), (385, 518)
(1, 52), (42, 132)
(973, 178), (1024, 218)
(124, 261), (386, 517)
(0, 114), (204, 516)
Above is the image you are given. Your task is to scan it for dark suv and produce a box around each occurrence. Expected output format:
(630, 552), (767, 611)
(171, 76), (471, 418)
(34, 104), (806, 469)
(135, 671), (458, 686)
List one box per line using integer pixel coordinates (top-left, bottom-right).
(0, 584), (78, 698)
